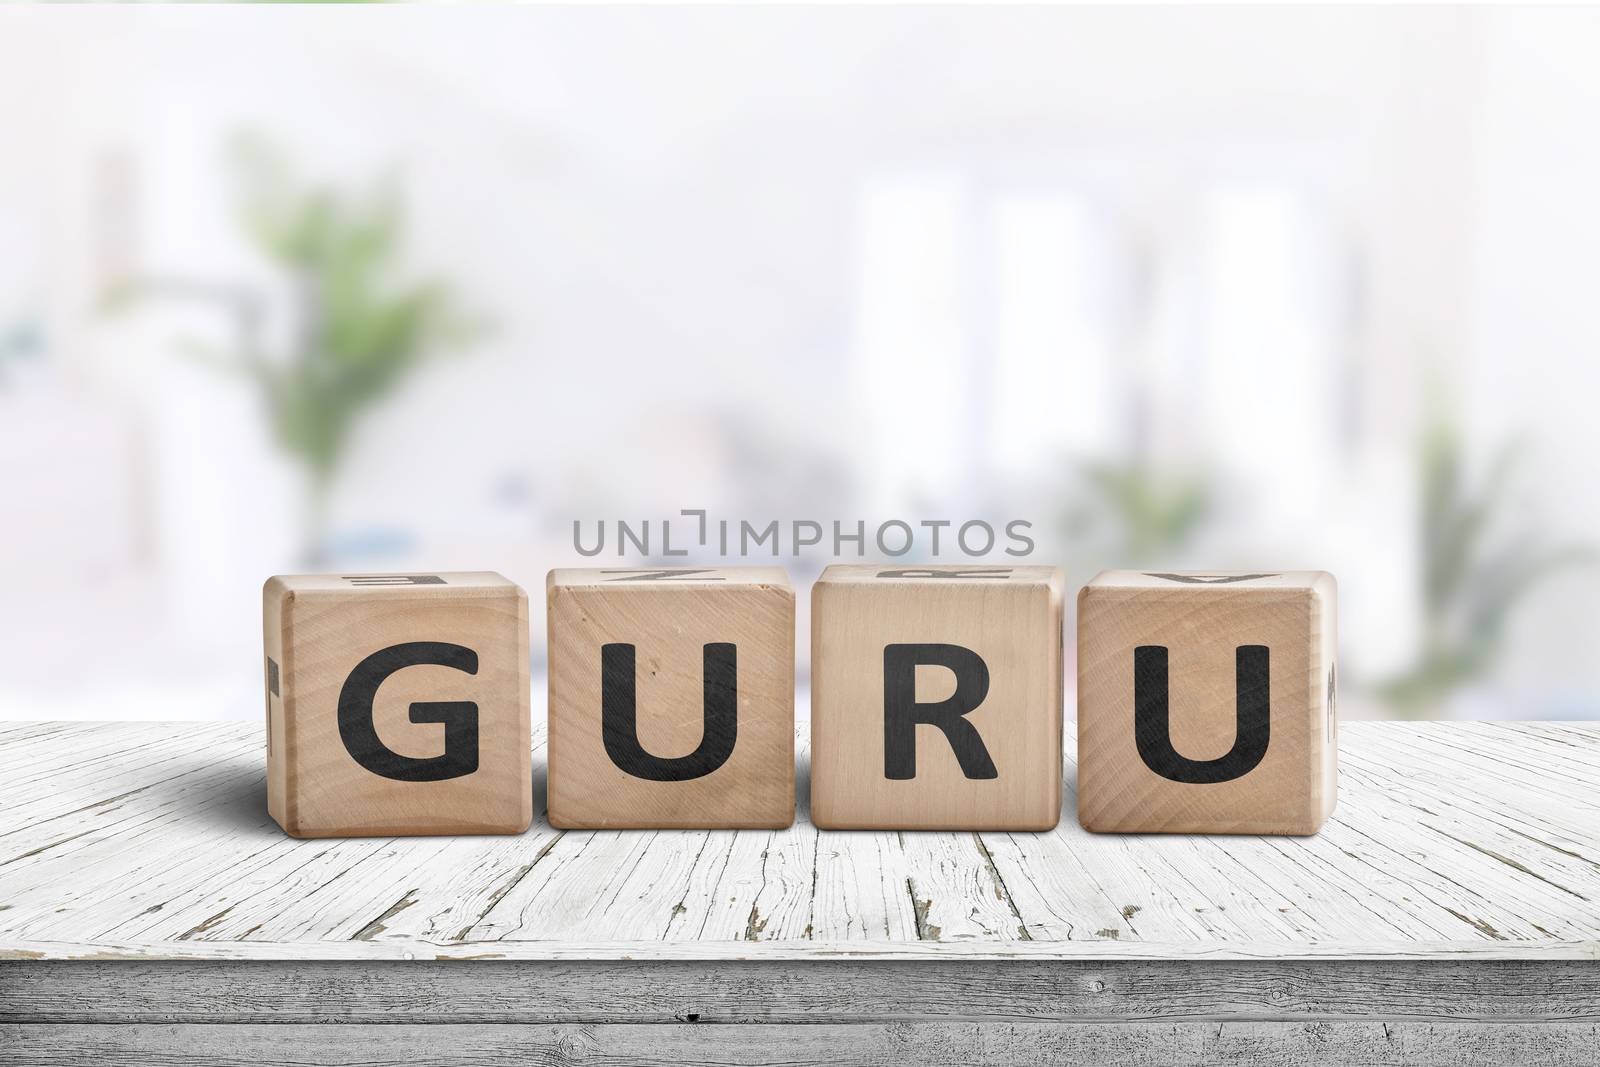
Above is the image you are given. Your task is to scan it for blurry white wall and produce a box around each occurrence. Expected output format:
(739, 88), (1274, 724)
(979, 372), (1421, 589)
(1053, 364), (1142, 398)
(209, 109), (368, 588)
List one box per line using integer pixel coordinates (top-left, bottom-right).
(0, 6), (1597, 720)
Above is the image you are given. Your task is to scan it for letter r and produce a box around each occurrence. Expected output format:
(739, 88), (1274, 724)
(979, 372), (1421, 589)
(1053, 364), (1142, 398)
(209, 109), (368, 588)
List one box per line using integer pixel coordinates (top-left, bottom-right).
(883, 643), (998, 780)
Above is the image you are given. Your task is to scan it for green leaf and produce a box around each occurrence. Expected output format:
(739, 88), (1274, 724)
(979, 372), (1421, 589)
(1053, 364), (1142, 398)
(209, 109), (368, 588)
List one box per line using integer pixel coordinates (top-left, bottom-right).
(221, 133), (482, 480)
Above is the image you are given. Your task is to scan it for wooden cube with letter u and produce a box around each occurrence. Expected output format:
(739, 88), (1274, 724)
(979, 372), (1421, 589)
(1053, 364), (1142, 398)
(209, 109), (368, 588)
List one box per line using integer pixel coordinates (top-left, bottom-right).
(546, 567), (796, 829)
(263, 572), (532, 838)
(1077, 570), (1338, 835)
(810, 565), (1065, 830)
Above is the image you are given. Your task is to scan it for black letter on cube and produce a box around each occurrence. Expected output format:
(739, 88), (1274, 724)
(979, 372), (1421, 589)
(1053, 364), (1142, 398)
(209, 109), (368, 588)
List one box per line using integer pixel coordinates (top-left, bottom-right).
(1134, 645), (1270, 784)
(601, 642), (738, 781)
(883, 643), (998, 780)
(338, 641), (480, 782)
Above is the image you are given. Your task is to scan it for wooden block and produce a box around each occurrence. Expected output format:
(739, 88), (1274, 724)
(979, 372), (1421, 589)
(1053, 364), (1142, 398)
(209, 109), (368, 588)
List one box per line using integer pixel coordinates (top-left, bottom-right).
(546, 567), (795, 829)
(262, 572), (531, 838)
(810, 565), (1065, 831)
(1076, 570), (1338, 835)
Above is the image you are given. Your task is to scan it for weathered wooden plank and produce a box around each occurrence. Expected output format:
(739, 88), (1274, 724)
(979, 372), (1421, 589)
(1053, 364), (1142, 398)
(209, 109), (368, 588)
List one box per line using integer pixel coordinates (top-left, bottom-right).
(0, 728), (263, 856)
(3, 721), (1599, 963)
(1106, 843), (1292, 943)
(1399, 724), (1599, 804)
(3, 936), (1594, 962)
(1338, 754), (1600, 913)
(0, 724), (248, 826)
(1313, 817), (1560, 943)
(0, 761), (279, 934)
(15, 790), (297, 943)
(227, 728), (549, 944)
(662, 831), (746, 937)
(993, 744), (1234, 944)
(4, 1020), (1597, 1067)
(1019, 752), (1266, 943)
(1322, 801), (1597, 941)
(223, 837), (469, 943)
(0, 721), (199, 787)
(1516, 722), (1600, 750)
(350, 830), (564, 944)
(467, 828), (678, 940)
(1116, 835), (1320, 940)
(80, 824), (379, 945)
(1350, 729), (1600, 877)
(0, 722), (69, 742)
(1243, 833), (1458, 941)
(897, 830), (1029, 942)
(325, 728), (559, 944)
(663, 823), (822, 942)
(1356, 726), (1600, 837)
(1449, 721), (1600, 778)
(4, 960), (1597, 1024)
(687, 743), (819, 941)
(807, 805), (920, 941)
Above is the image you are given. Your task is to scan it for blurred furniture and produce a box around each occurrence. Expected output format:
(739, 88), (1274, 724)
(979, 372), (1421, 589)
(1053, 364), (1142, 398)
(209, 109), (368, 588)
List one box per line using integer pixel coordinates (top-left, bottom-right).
(1, 720), (1596, 1065)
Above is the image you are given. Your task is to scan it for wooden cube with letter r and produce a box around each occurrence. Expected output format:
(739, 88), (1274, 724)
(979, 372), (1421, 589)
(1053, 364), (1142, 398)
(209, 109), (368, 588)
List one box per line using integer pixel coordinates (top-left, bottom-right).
(810, 564), (1064, 830)
(1077, 570), (1338, 835)
(546, 567), (795, 829)
(263, 572), (531, 838)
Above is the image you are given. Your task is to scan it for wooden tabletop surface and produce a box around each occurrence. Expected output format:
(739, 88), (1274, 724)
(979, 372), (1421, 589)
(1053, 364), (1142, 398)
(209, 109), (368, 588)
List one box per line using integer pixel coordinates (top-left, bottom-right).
(1, 719), (1596, 963)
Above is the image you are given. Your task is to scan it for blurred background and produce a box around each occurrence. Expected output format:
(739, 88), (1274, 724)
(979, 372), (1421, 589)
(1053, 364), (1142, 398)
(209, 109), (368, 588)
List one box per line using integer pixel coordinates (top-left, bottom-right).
(3, 5), (1598, 724)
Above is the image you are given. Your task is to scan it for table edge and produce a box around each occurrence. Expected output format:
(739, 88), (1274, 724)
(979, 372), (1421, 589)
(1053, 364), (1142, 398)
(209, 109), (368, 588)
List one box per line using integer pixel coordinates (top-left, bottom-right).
(3, 939), (1597, 963)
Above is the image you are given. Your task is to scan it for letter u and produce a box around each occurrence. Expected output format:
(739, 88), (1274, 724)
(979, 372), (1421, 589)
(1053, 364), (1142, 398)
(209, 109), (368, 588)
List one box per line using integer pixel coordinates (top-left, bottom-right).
(1134, 645), (1270, 784)
(601, 643), (738, 781)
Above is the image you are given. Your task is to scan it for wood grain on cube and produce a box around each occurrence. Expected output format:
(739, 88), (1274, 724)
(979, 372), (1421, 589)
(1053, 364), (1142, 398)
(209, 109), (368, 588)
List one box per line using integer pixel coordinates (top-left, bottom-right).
(811, 565), (1064, 831)
(263, 572), (531, 838)
(1077, 570), (1337, 835)
(546, 567), (795, 830)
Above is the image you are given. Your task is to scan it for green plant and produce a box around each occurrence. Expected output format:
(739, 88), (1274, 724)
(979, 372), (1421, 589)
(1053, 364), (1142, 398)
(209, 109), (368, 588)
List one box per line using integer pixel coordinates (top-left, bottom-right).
(1378, 406), (1592, 717)
(109, 133), (483, 562)
(1060, 457), (1215, 566)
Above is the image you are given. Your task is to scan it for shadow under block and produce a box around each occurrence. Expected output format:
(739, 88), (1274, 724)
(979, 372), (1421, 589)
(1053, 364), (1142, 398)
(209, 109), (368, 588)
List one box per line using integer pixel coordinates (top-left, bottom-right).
(262, 572), (532, 838)
(810, 565), (1065, 831)
(546, 567), (796, 830)
(1076, 570), (1338, 836)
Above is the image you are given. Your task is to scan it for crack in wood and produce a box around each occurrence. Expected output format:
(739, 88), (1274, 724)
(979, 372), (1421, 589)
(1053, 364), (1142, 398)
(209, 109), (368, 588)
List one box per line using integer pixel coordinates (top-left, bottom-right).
(352, 890), (419, 941)
(973, 834), (1033, 941)
(1423, 825), (1591, 901)
(451, 834), (565, 942)
(1442, 907), (1507, 941)
(743, 843), (772, 942)
(1504, 828), (1600, 871)
(662, 833), (716, 940)
(907, 878), (939, 942)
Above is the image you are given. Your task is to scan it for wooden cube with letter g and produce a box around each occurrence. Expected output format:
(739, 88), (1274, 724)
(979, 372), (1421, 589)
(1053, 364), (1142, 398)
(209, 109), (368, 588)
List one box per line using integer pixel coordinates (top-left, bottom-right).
(262, 572), (531, 838)
(1076, 570), (1338, 835)
(810, 564), (1065, 830)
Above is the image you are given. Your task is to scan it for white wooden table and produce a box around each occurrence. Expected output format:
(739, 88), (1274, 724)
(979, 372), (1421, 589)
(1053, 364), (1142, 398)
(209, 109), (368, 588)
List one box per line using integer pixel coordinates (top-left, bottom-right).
(1, 719), (1596, 1064)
